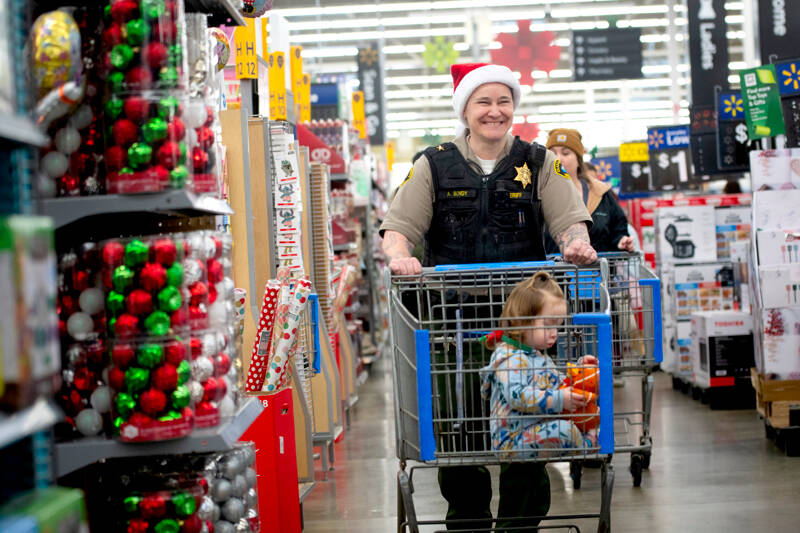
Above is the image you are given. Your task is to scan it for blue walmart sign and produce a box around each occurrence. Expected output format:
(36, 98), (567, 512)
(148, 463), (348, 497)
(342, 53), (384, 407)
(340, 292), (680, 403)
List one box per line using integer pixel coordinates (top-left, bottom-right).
(647, 125), (690, 151)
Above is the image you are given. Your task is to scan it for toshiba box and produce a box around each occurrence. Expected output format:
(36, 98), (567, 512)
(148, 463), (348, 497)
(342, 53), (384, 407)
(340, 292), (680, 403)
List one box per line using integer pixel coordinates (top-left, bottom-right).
(691, 311), (754, 389)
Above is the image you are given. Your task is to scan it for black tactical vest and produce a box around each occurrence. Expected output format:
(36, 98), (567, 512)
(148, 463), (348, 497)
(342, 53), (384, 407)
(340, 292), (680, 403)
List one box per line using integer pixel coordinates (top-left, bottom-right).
(422, 137), (547, 266)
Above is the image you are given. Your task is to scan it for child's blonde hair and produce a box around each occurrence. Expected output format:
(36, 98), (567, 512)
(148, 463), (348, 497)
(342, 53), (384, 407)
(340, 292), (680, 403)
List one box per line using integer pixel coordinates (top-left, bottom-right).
(500, 272), (565, 342)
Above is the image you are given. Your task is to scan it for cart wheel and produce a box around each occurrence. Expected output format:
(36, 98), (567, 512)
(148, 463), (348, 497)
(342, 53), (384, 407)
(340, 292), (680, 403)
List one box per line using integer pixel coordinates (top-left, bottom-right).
(641, 451), (651, 470)
(630, 454), (643, 487)
(570, 461), (583, 490)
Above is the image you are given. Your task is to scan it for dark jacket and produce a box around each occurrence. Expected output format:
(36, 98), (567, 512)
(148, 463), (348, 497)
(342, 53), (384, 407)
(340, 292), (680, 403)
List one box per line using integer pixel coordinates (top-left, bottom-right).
(545, 176), (629, 253)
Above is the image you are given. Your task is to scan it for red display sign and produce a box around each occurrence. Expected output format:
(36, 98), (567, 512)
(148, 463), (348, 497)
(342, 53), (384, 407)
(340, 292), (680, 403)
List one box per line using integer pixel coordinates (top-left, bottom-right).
(297, 124), (347, 174)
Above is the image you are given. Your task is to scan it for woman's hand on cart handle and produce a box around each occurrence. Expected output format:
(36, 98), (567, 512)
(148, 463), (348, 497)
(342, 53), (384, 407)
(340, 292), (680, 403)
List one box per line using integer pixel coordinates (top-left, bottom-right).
(556, 222), (597, 265)
(617, 236), (635, 252)
(383, 230), (422, 275)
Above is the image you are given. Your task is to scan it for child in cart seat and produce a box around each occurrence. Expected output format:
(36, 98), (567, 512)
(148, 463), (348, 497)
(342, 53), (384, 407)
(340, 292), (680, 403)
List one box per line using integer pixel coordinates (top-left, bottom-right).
(480, 272), (599, 458)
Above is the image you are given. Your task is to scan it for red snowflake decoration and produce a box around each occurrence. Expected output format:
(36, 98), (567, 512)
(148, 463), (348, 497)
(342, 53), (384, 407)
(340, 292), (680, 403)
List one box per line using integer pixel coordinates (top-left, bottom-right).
(512, 117), (540, 141)
(490, 20), (561, 86)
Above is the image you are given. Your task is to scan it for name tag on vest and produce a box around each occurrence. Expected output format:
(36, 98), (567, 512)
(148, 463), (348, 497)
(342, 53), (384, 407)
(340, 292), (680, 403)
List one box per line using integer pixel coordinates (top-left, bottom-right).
(444, 190), (475, 198)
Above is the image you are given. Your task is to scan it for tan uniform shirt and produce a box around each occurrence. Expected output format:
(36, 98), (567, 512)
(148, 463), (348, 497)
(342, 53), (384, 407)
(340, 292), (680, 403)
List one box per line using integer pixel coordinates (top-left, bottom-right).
(380, 133), (592, 247)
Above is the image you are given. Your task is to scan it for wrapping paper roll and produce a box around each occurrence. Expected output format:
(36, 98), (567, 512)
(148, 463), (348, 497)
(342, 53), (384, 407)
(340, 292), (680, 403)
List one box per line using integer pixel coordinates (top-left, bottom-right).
(244, 280), (280, 392)
(261, 276), (311, 393)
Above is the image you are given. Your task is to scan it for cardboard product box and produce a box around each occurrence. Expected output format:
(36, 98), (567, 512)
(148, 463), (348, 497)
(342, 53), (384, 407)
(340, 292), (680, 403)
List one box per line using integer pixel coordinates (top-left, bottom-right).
(657, 205), (717, 264)
(715, 206), (752, 261)
(752, 189), (800, 231)
(759, 307), (800, 380)
(756, 229), (800, 266)
(677, 321), (693, 380)
(749, 148), (800, 191)
(690, 311), (754, 389)
(758, 264), (800, 309)
(661, 320), (678, 374)
(673, 263), (735, 320)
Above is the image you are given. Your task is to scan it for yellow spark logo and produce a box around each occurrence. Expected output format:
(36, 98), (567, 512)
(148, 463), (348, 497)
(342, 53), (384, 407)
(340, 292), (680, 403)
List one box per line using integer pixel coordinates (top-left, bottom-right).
(782, 63), (800, 91)
(724, 95), (743, 117)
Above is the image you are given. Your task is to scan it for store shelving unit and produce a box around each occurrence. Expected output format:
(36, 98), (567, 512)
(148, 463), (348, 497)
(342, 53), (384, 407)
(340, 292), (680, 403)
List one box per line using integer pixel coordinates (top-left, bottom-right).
(185, 0), (246, 26)
(0, 399), (61, 450)
(0, 113), (49, 147)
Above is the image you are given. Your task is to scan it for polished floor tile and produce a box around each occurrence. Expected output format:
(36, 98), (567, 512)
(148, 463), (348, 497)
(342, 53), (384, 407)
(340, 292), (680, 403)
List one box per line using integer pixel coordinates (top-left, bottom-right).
(301, 357), (800, 532)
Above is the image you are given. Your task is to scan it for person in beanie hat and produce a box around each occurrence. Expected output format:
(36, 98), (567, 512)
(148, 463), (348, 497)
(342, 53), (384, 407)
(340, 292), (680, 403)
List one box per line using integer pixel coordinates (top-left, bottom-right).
(380, 64), (596, 531)
(545, 128), (634, 252)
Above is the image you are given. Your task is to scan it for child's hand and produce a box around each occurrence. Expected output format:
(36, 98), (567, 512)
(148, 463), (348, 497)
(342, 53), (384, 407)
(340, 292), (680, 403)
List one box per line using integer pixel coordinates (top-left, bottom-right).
(562, 387), (591, 412)
(577, 355), (598, 366)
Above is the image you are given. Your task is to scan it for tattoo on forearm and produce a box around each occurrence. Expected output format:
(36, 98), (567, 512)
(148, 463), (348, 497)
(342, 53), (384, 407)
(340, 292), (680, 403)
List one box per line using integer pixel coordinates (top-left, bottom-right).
(382, 231), (414, 261)
(556, 223), (590, 252)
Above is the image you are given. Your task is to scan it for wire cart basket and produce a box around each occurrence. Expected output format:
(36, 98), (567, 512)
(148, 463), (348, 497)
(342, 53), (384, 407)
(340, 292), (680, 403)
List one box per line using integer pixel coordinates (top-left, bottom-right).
(568, 252), (661, 489)
(387, 261), (616, 533)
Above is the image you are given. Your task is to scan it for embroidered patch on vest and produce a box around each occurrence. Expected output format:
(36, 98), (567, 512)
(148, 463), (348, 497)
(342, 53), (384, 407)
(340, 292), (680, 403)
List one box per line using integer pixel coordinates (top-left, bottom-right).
(400, 166), (414, 187)
(554, 159), (570, 179)
(509, 192), (523, 199)
(446, 190), (470, 198)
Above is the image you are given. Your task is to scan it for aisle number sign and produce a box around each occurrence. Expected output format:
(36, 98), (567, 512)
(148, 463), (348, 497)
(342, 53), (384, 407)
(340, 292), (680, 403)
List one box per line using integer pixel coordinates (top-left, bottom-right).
(619, 141), (651, 194)
(260, 17), (268, 56)
(740, 65), (786, 139)
(234, 19), (258, 80)
(290, 46), (303, 119)
(299, 73), (311, 123)
(269, 52), (287, 121)
(352, 91), (367, 139)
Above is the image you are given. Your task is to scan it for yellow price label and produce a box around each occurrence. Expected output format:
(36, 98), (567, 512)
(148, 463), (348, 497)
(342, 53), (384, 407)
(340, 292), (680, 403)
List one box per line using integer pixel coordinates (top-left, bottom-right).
(300, 73), (311, 123)
(234, 19), (258, 80)
(352, 91), (366, 140)
(269, 52), (287, 121)
(619, 142), (649, 162)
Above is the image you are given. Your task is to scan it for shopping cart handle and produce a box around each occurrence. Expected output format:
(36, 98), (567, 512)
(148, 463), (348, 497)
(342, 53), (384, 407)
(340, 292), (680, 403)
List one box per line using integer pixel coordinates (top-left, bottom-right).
(428, 260), (555, 272)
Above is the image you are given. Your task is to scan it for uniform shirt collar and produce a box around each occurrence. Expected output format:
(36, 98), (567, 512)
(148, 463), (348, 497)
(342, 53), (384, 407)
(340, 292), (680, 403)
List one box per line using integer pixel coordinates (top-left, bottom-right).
(454, 130), (515, 167)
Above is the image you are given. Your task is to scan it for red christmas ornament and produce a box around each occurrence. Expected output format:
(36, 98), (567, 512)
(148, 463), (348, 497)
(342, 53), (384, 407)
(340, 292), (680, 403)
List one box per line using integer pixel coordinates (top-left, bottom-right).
(181, 515), (203, 533)
(59, 174), (81, 196)
(214, 353), (231, 376)
(156, 141), (182, 169)
(170, 307), (188, 329)
(189, 304), (207, 325)
(194, 401), (216, 416)
(153, 238), (177, 266)
(126, 289), (154, 315)
(190, 337), (203, 359)
(202, 377), (218, 402)
(204, 106), (214, 126)
(112, 119), (139, 147)
(490, 21), (560, 86)
(197, 477), (209, 495)
(165, 339), (186, 365)
(189, 281), (208, 306)
(73, 367), (95, 392)
(140, 388), (168, 416)
(101, 268), (115, 289)
(151, 20), (178, 44)
(108, 366), (126, 390)
(102, 24), (124, 47)
(127, 517), (150, 533)
(181, 406), (195, 426)
(110, 0), (139, 23)
(112, 343), (135, 369)
(142, 165), (170, 187)
(105, 146), (127, 171)
(166, 118), (186, 141)
(206, 259), (223, 283)
(128, 412), (153, 428)
(60, 294), (79, 316)
(59, 319), (67, 337)
(93, 315), (107, 334)
(140, 494), (168, 519)
(191, 147), (209, 172)
(211, 236), (222, 258)
(69, 389), (85, 411)
(70, 152), (91, 175)
(215, 377), (227, 401)
(152, 364), (178, 391)
(144, 42), (169, 70)
(197, 127), (215, 149)
(102, 241), (125, 267)
(72, 269), (90, 292)
(140, 262), (167, 292)
(124, 96), (151, 123)
(208, 283), (217, 304)
(115, 313), (140, 338)
(86, 340), (106, 365)
(125, 66), (153, 91)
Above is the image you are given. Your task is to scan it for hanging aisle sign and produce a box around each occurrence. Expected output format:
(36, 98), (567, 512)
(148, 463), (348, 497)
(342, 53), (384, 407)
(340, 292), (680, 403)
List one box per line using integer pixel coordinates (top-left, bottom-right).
(351, 91), (366, 140)
(715, 91), (752, 170)
(775, 59), (800, 147)
(647, 126), (694, 191)
(268, 52), (287, 121)
(571, 28), (642, 82)
(299, 73), (311, 123)
(356, 43), (386, 145)
(740, 65), (786, 140)
(233, 19), (258, 80)
(757, 0), (800, 63)
(687, 0), (730, 107)
(290, 46), (303, 119)
(619, 141), (651, 194)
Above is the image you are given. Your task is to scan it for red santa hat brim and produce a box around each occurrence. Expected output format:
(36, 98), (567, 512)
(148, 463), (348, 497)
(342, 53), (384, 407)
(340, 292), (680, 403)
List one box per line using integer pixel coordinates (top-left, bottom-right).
(451, 64), (521, 125)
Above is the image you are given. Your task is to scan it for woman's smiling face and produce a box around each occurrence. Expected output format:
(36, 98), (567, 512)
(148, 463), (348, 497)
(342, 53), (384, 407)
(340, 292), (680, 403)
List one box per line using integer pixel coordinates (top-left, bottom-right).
(462, 83), (514, 143)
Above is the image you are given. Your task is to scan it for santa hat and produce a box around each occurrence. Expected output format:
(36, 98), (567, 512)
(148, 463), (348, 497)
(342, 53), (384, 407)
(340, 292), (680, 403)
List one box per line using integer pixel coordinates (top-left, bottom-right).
(451, 63), (521, 125)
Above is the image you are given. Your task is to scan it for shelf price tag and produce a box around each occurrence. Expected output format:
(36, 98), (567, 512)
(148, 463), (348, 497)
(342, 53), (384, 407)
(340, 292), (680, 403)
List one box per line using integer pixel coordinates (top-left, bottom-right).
(352, 91), (367, 139)
(299, 73), (311, 124)
(269, 52), (287, 121)
(619, 141), (651, 194)
(234, 19), (258, 80)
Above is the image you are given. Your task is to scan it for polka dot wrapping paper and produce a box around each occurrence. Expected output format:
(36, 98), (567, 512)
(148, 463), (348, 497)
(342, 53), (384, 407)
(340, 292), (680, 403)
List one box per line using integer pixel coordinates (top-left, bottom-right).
(244, 279), (281, 393)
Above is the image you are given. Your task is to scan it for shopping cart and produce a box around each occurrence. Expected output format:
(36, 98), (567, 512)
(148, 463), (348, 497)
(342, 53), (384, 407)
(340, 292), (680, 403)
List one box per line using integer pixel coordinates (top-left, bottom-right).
(568, 252), (661, 489)
(387, 261), (615, 533)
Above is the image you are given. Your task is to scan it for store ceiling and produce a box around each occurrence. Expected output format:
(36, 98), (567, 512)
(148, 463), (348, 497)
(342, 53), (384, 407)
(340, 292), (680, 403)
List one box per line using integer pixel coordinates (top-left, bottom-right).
(271, 0), (747, 150)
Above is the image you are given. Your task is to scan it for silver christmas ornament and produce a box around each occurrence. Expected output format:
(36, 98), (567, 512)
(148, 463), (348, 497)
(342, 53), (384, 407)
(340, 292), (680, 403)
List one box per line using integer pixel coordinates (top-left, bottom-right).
(212, 478), (232, 502)
(221, 498), (245, 522)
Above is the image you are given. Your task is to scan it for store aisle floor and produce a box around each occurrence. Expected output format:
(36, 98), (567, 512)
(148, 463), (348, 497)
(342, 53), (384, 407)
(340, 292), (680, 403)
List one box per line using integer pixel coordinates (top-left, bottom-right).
(302, 356), (800, 532)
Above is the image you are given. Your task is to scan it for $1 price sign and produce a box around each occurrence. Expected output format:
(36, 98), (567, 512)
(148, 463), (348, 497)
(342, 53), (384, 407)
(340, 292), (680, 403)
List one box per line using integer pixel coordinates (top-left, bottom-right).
(647, 126), (693, 190)
(619, 141), (651, 194)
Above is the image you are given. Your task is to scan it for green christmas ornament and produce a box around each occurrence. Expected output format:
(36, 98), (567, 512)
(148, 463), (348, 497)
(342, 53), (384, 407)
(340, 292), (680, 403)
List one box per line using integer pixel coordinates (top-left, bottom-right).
(171, 491), (196, 517)
(178, 141), (186, 163)
(128, 143), (153, 169)
(108, 71), (125, 94)
(104, 4), (111, 19)
(110, 44), (134, 70)
(171, 385), (191, 409)
(107, 291), (125, 315)
(176, 360), (191, 385)
(125, 367), (150, 393)
(123, 495), (141, 513)
(167, 45), (183, 66)
(105, 96), (124, 119)
(113, 415), (124, 431)
(157, 285), (182, 312)
(157, 96), (180, 119)
(125, 19), (148, 46)
(142, 0), (166, 20)
(137, 343), (164, 368)
(142, 117), (168, 143)
(169, 165), (188, 188)
(166, 262), (183, 287)
(159, 66), (179, 88)
(119, 167), (135, 179)
(113, 265), (135, 293)
(154, 518), (180, 533)
(115, 392), (137, 418)
(124, 239), (149, 267)
(144, 311), (171, 336)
